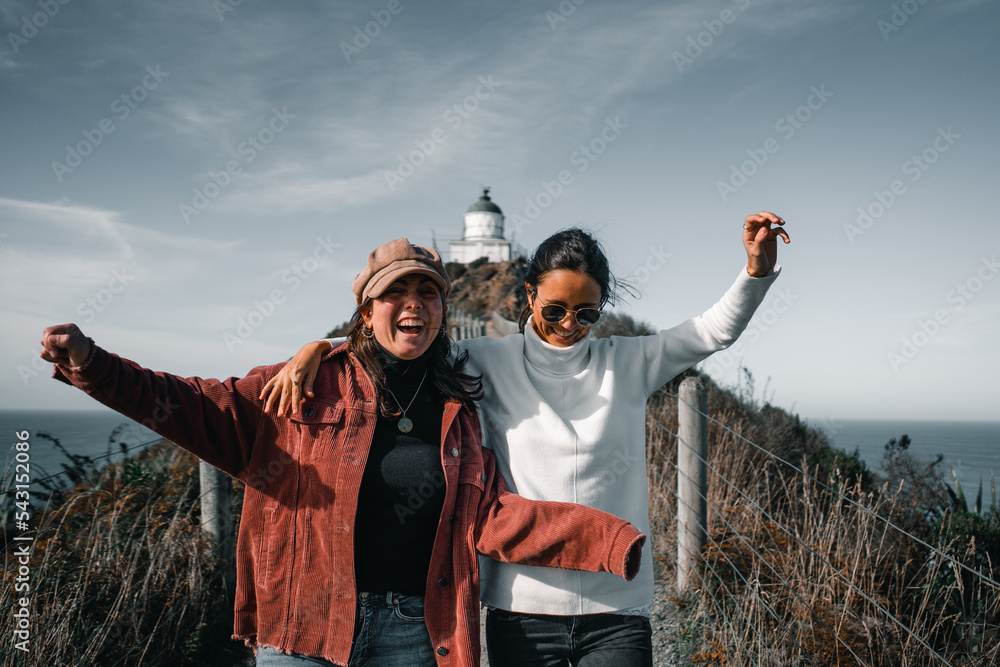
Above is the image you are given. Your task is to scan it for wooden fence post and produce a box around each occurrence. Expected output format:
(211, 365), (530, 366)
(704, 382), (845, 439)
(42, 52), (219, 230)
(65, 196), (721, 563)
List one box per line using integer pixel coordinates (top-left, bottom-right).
(677, 376), (708, 591)
(199, 461), (236, 592)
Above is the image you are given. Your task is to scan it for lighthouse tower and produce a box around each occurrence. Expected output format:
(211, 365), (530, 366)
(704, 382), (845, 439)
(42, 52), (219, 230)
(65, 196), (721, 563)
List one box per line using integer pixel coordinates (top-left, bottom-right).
(448, 188), (522, 263)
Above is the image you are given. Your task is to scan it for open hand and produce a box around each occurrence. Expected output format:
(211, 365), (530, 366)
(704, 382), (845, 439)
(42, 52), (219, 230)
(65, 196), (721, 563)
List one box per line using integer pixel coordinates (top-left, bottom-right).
(259, 340), (329, 416)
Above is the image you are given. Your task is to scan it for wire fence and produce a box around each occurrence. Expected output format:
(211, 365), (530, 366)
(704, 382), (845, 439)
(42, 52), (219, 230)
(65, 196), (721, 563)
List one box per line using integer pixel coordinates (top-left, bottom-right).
(648, 379), (1000, 665)
(1, 435), (161, 537)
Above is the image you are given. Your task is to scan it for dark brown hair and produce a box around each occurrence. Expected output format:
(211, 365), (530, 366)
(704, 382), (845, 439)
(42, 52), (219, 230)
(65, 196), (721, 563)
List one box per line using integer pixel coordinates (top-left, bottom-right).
(517, 227), (635, 331)
(347, 299), (482, 416)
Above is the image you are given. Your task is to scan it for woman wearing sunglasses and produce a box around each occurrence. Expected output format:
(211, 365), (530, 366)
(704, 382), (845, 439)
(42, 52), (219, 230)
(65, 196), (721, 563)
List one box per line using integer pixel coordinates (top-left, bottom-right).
(262, 212), (790, 665)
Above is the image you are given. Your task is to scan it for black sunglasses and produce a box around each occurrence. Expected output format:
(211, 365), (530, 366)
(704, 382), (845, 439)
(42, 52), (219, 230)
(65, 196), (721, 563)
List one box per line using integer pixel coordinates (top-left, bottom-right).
(532, 292), (602, 326)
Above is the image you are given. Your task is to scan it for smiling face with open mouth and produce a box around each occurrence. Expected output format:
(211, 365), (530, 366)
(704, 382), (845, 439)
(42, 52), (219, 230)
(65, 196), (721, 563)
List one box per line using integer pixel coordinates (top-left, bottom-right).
(363, 273), (445, 360)
(527, 268), (603, 348)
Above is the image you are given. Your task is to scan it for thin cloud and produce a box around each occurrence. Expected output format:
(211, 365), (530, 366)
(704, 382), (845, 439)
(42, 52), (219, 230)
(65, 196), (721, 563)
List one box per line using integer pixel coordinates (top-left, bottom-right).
(0, 197), (132, 259)
(0, 196), (248, 318)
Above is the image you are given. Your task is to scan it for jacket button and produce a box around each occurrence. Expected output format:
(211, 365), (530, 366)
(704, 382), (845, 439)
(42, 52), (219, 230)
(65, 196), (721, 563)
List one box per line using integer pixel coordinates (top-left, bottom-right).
(438, 577), (448, 587)
(450, 447), (459, 457)
(480, 473), (486, 483)
(303, 407), (315, 418)
(437, 647), (448, 656)
(448, 513), (454, 523)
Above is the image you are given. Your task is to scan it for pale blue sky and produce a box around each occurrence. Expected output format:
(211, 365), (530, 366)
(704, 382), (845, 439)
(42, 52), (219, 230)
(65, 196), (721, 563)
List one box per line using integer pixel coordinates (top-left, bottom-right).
(2, 0), (998, 422)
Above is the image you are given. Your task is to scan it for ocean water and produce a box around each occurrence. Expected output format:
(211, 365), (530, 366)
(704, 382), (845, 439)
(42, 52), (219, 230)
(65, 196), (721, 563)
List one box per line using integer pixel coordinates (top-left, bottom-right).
(0, 408), (159, 492)
(818, 418), (1000, 510)
(4, 410), (999, 512)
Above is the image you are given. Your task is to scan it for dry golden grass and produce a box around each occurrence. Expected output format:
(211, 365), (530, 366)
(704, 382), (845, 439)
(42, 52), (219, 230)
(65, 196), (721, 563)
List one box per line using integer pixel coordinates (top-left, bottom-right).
(1, 441), (234, 667)
(646, 374), (1000, 666)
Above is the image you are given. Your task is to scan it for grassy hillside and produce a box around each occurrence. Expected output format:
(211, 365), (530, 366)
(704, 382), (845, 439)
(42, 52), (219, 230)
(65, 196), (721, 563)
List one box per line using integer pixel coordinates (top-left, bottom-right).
(1, 440), (246, 665)
(644, 371), (1000, 664)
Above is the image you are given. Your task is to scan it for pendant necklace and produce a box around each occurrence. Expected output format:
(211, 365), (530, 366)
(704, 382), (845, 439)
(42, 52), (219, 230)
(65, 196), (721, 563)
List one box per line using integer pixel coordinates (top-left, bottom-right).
(385, 369), (427, 433)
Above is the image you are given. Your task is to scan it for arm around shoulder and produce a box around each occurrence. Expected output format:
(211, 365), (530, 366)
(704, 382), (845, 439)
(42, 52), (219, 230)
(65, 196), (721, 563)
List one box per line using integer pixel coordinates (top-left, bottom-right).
(259, 338), (340, 416)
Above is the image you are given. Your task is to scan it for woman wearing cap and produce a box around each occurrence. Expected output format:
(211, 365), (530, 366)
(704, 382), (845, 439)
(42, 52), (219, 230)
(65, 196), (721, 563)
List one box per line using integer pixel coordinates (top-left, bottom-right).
(39, 237), (646, 667)
(263, 213), (791, 666)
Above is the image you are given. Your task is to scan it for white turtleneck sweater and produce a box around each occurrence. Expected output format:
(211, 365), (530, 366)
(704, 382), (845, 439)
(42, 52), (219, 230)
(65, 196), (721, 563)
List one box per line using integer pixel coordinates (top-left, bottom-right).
(328, 265), (780, 615)
(460, 266), (779, 615)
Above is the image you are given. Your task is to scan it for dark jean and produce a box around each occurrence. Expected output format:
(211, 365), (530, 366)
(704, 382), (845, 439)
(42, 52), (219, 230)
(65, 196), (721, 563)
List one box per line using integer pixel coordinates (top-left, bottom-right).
(256, 592), (435, 667)
(486, 608), (653, 667)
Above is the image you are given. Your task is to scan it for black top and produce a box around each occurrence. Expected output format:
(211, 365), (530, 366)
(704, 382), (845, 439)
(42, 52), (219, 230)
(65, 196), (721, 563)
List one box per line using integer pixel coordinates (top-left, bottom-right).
(354, 345), (446, 594)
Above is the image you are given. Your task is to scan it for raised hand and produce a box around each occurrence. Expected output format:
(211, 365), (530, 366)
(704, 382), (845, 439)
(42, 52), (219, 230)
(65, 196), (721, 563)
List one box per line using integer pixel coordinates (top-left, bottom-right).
(743, 211), (790, 277)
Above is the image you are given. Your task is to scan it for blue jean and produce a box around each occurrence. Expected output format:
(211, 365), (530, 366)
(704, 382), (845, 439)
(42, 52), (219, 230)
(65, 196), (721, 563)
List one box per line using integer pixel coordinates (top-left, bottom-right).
(486, 608), (652, 667)
(256, 592), (435, 667)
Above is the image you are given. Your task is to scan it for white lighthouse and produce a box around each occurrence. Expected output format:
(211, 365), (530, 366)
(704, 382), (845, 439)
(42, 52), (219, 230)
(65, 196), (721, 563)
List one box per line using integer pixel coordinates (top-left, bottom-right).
(448, 188), (524, 263)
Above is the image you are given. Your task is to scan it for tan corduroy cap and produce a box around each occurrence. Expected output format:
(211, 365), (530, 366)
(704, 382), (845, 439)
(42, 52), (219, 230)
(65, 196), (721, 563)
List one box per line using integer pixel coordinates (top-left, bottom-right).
(351, 238), (450, 306)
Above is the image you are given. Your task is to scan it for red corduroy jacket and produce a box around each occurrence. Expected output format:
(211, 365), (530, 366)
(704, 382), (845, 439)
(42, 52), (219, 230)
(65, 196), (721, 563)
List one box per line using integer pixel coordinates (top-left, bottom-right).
(53, 343), (644, 666)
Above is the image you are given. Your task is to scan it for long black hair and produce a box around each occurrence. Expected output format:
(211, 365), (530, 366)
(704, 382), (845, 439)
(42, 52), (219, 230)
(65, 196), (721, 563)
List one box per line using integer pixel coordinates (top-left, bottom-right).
(517, 227), (634, 331)
(347, 300), (482, 417)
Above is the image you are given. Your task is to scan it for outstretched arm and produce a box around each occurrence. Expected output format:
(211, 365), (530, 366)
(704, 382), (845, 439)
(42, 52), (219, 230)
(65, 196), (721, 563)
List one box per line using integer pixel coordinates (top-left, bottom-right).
(42, 323), (264, 479)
